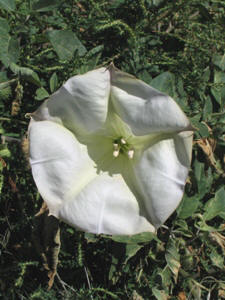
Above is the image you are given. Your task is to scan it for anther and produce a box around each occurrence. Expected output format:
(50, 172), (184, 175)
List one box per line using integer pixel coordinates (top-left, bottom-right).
(113, 149), (120, 158)
(127, 149), (134, 159)
(120, 138), (126, 144)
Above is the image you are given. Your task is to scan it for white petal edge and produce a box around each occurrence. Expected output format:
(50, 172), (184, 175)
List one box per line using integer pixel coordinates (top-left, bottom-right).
(130, 131), (193, 227)
(110, 67), (191, 135)
(33, 68), (111, 134)
(29, 119), (155, 235)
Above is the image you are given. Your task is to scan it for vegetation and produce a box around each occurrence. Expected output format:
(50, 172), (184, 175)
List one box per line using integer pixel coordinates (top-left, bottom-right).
(0, 0), (224, 299)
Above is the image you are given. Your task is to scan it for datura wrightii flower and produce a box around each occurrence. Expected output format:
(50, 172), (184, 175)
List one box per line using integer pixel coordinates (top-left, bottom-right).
(28, 64), (193, 236)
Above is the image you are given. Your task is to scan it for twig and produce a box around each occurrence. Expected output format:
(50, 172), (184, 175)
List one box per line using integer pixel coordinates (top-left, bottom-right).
(55, 272), (77, 293)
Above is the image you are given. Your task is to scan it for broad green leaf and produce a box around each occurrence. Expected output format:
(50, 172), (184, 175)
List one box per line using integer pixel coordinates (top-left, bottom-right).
(198, 122), (210, 137)
(211, 71), (225, 106)
(0, 37), (20, 67)
(109, 0), (126, 9)
(177, 195), (200, 219)
(106, 232), (159, 244)
(49, 72), (58, 93)
(165, 239), (180, 283)
(0, 85), (11, 101)
(0, 144), (11, 158)
(138, 69), (152, 84)
(152, 288), (168, 300)
(194, 160), (208, 197)
(0, 71), (8, 82)
(31, 0), (61, 11)
(210, 248), (224, 269)
(173, 219), (193, 238)
(86, 45), (104, 57)
(124, 244), (142, 264)
(203, 187), (225, 221)
(212, 54), (225, 71)
(203, 96), (213, 120)
(84, 232), (99, 243)
(0, 19), (19, 67)
(0, 0), (15, 11)
(202, 66), (210, 82)
(35, 87), (49, 101)
(188, 279), (202, 300)
(196, 220), (221, 232)
(48, 30), (87, 61)
(157, 266), (172, 293)
(150, 72), (175, 97)
(10, 63), (41, 87)
(0, 18), (10, 35)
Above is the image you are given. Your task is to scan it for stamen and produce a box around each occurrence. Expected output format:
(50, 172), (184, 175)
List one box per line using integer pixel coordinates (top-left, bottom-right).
(127, 149), (134, 159)
(113, 149), (120, 158)
(113, 143), (119, 150)
(120, 138), (126, 144)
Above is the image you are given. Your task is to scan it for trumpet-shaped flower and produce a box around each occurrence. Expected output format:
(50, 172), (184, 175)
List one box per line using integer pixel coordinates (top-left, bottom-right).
(28, 65), (193, 235)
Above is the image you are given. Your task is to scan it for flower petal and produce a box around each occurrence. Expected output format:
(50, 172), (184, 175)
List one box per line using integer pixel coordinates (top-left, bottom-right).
(29, 119), (155, 235)
(33, 68), (110, 134)
(110, 67), (192, 136)
(130, 131), (193, 228)
(59, 173), (155, 235)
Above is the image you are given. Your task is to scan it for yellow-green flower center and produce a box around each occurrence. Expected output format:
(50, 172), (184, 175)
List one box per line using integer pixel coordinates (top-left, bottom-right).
(113, 137), (134, 159)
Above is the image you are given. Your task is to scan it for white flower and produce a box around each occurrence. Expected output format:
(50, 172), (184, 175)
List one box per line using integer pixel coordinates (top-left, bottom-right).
(28, 64), (193, 235)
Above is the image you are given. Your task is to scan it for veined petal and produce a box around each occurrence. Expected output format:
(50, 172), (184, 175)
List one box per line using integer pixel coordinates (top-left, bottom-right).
(29, 119), (96, 215)
(32, 68), (110, 134)
(110, 67), (192, 136)
(129, 131), (193, 228)
(59, 173), (155, 235)
(29, 120), (155, 235)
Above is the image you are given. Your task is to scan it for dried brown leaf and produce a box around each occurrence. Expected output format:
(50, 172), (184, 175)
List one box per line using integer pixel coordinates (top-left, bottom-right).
(196, 138), (224, 175)
(33, 205), (60, 290)
(209, 232), (225, 254)
(178, 291), (186, 300)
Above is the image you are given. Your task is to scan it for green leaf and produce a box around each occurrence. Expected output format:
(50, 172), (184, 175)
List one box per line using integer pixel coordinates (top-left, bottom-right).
(203, 187), (225, 221)
(152, 288), (168, 300)
(0, 20), (19, 67)
(124, 244), (142, 264)
(1, 37), (20, 67)
(106, 232), (159, 244)
(177, 194), (200, 219)
(211, 71), (225, 106)
(212, 54), (225, 71)
(31, 0), (61, 11)
(138, 69), (152, 84)
(48, 30), (87, 61)
(196, 220), (220, 232)
(35, 87), (49, 101)
(194, 160), (207, 197)
(0, 144), (11, 158)
(109, 0), (126, 9)
(10, 63), (41, 87)
(49, 72), (58, 93)
(150, 72), (175, 96)
(0, 18), (10, 35)
(210, 248), (224, 269)
(198, 122), (210, 137)
(203, 96), (213, 120)
(157, 265), (172, 293)
(84, 232), (99, 243)
(165, 239), (180, 283)
(0, 0), (15, 11)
